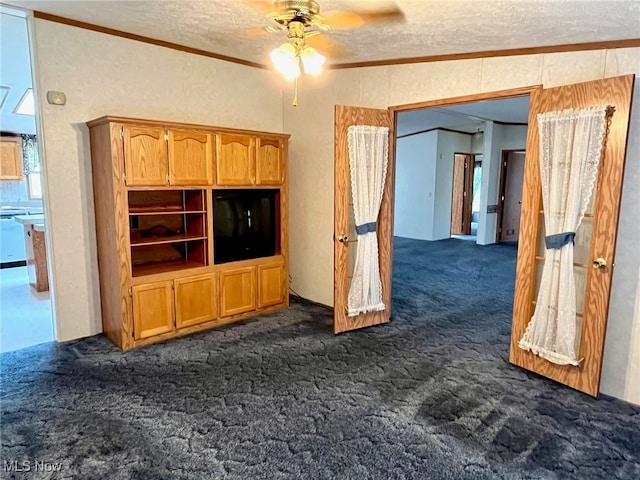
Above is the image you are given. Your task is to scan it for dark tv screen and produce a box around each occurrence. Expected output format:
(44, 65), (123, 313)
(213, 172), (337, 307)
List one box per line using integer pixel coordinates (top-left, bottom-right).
(213, 190), (277, 264)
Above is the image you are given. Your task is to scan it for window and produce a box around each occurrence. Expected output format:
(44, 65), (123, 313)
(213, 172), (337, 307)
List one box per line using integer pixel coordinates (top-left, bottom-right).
(27, 164), (42, 199)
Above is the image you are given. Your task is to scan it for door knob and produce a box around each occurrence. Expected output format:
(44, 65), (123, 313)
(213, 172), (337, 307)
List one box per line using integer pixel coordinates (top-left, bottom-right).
(592, 257), (607, 269)
(338, 234), (349, 243)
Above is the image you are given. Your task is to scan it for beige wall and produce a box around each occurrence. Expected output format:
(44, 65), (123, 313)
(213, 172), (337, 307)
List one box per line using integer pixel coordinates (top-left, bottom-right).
(284, 47), (640, 404)
(31, 19), (284, 342)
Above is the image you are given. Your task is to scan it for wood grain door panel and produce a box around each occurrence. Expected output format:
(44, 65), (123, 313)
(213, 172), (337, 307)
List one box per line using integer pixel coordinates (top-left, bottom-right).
(123, 126), (168, 186)
(216, 133), (254, 185)
(258, 262), (285, 308)
(220, 266), (256, 317)
(0, 138), (23, 180)
(509, 74), (635, 396)
(168, 130), (213, 186)
(175, 273), (217, 329)
(256, 137), (283, 185)
(334, 105), (394, 334)
(451, 154), (466, 235)
(132, 281), (174, 339)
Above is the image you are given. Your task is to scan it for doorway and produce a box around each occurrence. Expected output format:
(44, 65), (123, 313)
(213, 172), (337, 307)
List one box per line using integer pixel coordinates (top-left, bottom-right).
(450, 153), (476, 240)
(0, 7), (54, 352)
(496, 150), (526, 243)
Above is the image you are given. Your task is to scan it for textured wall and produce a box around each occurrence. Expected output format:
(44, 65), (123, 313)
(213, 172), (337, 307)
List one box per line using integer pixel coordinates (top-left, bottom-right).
(284, 47), (640, 403)
(32, 19), (284, 342)
(393, 131), (438, 240)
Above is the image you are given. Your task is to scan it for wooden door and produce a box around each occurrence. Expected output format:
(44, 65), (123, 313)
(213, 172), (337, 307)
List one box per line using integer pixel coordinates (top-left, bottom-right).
(132, 280), (174, 339)
(123, 125), (168, 186)
(168, 130), (213, 185)
(220, 266), (256, 317)
(256, 137), (283, 185)
(334, 105), (394, 334)
(461, 155), (474, 235)
(0, 138), (23, 180)
(174, 273), (217, 328)
(258, 262), (285, 308)
(216, 133), (254, 185)
(498, 151), (526, 242)
(450, 154), (466, 235)
(509, 74), (634, 396)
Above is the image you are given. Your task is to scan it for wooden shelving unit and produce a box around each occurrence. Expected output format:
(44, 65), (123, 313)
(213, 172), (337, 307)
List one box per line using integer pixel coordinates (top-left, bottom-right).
(87, 116), (289, 350)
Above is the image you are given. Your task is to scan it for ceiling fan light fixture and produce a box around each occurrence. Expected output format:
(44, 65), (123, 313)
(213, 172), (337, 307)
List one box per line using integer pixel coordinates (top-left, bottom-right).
(270, 42), (301, 80)
(300, 45), (325, 75)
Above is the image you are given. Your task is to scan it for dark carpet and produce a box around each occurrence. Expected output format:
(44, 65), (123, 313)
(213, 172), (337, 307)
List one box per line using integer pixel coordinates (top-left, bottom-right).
(1, 237), (639, 479)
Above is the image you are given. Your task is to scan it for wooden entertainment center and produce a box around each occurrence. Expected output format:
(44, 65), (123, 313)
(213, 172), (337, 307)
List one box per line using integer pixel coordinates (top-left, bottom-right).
(87, 116), (289, 350)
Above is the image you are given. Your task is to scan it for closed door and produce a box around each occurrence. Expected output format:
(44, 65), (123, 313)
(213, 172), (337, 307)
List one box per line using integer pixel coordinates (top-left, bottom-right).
(174, 273), (217, 328)
(258, 262), (285, 308)
(123, 125), (168, 186)
(509, 74), (634, 396)
(132, 281), (174, 339)
(216, 133), (254, 185)
(168, 130), (213, 185)
(334, 105), (394, 334)
(256, 137), (283, 185)
(220, 266), (256, 317)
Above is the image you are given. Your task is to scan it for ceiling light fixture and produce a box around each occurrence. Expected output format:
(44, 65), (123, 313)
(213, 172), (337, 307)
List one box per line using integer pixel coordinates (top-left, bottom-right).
(14, 88), (34, 115)
(270, 20), (325, 106)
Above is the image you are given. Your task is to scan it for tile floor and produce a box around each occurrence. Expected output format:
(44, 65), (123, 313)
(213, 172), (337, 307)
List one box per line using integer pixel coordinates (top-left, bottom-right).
(0, 266), (54, 353)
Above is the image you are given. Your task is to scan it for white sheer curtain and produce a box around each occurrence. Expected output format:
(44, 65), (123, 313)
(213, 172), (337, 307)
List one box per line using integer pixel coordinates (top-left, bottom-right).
(519, 106), (608, 366)
(347, 125), (389, 316)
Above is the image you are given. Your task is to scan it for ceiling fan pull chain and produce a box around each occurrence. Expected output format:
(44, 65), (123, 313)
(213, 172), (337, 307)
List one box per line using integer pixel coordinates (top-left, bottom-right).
(293, 76), (299, 107)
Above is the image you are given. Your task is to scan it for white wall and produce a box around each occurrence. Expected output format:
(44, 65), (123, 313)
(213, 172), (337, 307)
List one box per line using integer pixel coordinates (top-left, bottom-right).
(394, 131), (438, 240)
(433, 130), (472, 239)
(284, 47), (640, 404)
(31, 19), (284, 342)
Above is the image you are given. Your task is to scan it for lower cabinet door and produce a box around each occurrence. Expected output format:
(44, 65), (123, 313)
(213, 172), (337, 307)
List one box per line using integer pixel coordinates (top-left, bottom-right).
(220, 266), (256, 317)
(175, 273), (217, 329)
(258, 262), (285, 308)
(132, 281), (174, 340)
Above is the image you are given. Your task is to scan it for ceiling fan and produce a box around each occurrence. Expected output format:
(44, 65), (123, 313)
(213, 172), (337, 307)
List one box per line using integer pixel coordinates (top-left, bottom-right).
(246, 0), (405, 105)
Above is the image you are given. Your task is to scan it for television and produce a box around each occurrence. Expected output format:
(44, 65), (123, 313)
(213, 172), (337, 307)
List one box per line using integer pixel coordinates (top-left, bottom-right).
(213, 189), (277, 264)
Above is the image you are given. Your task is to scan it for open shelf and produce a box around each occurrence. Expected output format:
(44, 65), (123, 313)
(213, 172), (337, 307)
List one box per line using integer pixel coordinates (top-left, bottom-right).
(130, 234), (207, 247)
(128, 189), (209, 277)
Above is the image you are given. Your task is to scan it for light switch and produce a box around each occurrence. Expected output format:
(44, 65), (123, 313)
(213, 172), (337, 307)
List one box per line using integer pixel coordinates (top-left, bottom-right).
(46, 91), (66, 105)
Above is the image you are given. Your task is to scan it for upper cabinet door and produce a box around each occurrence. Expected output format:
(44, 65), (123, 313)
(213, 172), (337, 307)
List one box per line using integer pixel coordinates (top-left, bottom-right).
(123, 125), (168, 186)
(256, 137), (283, 185)
(168, 130), (213, 186)
(0, 138), (23, 180)
(216, 133), (254, 185)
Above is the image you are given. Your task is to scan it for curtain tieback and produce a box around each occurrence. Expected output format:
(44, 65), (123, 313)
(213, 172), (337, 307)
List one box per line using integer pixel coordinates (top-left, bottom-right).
(355, 222), (377, 235)
(545, 232), (575, 249)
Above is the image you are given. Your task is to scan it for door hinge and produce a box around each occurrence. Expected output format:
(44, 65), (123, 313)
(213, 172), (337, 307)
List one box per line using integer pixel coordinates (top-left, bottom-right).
(166, 174), (170, 184)
(120, 127), (124, 139)
(122, 172), (127, 184)
(463, 191), (467, 197)
(164, 131), (169, 141)
(503, 161), (507, 166)
(128, 287), (132, 297)
(171, 280), (175, 290)
(501, 195), (505, 201)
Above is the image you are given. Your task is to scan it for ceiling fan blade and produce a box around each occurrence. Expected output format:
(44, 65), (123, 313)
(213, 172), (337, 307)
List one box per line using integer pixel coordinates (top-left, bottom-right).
(305, 34), (351, 59)
(322, 4), (405, 30)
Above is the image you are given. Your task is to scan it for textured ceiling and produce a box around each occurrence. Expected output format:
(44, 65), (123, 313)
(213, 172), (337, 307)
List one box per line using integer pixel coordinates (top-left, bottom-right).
(397, 96), (531, 136)
(6, 0), (640, 66)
